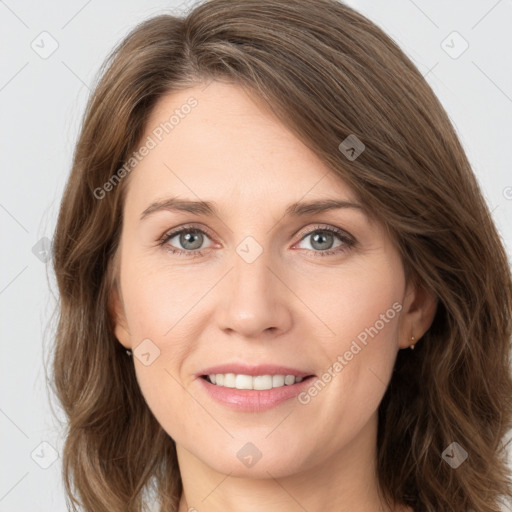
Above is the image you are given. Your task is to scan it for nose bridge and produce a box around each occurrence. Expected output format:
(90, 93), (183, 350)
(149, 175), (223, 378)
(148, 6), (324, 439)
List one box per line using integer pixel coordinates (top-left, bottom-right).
(229, 227), (274, 293)
(232, 242), (272, 294)
(215, 239), (292, 338)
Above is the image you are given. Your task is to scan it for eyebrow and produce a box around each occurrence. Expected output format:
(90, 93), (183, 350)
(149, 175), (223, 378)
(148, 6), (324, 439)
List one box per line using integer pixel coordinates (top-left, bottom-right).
(140, 197), (366, 220)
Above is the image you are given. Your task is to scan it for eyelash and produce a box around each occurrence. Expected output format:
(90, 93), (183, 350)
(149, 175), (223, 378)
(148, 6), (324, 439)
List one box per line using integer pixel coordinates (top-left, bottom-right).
(158, 223), (356, 258)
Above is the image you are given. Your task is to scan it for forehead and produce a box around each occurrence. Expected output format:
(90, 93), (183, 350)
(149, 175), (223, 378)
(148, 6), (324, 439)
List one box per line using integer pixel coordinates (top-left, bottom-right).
(124, 81), (361, 213)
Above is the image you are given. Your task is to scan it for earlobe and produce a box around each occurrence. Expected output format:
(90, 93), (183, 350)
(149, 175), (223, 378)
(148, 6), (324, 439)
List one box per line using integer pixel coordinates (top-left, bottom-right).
(108, 281), (132, 349)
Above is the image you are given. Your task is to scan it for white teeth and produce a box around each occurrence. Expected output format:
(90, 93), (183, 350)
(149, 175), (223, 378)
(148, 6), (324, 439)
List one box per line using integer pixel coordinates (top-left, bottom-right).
(272, 375), (285, 387)
(207, 373), (306, 390)
(254, 375), (273, 390)
(284, 375), (295, 385)
(223, 373), (236, 388)
(235, 374), (253, 389)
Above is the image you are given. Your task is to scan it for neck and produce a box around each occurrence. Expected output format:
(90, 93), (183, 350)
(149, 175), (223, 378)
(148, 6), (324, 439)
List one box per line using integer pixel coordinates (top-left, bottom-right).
(176, 413), (409, 512)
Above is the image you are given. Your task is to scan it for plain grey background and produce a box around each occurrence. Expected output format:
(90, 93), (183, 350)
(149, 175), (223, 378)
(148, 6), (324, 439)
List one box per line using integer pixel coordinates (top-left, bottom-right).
(1, 0), (511, 510)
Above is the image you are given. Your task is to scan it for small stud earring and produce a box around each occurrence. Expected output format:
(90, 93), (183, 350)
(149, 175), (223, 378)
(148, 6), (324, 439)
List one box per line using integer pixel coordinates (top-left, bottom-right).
(410, 335), (415, 350)
(126, 349), (133, 357)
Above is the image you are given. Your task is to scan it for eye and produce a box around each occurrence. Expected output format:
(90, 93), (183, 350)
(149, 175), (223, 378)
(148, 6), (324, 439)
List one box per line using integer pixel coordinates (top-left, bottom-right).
(294, 225), (355, 257)
(159, 224), (355, 258)
(159, 225), (214, 257)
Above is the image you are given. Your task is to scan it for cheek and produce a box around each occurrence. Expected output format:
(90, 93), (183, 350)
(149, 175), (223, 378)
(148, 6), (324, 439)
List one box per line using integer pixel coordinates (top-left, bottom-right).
(121, 265), (205, 441)
(299, 257), (403, 425)
(120, 254), (209, 341)
(301, 254), (404, 352)
(119, 259), (206, 426)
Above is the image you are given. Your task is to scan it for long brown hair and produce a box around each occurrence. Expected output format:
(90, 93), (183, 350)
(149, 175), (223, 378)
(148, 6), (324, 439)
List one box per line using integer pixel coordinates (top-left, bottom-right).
(50, 0), (512, 510)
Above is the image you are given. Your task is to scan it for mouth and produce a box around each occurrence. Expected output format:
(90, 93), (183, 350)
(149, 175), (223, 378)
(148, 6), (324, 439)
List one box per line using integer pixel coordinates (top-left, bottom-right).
(196, 364), (317, 411)
(201, 373), (315, 390)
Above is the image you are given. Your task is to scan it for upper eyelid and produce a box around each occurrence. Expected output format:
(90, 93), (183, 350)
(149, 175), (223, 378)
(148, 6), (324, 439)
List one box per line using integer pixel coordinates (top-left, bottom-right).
(162, 223), (216, 241)
(295, 223), (353, 241)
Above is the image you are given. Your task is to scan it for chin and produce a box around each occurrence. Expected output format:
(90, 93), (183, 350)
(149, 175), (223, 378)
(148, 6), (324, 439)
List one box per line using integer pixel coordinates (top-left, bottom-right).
(189, 437), (313, 479)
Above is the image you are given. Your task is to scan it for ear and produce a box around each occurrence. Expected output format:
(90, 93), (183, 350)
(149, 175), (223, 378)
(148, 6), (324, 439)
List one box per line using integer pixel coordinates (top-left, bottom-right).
(108, 280), (132, 350)
(398, 275), (438, 349)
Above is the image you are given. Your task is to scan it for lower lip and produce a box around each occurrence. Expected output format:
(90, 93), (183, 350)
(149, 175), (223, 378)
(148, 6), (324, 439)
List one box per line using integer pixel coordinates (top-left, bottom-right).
(198, 376), (316, 412)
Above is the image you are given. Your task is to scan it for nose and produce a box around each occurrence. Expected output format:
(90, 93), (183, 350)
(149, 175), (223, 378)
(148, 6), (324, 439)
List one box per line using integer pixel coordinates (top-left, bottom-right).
(215, 249), (293, 340)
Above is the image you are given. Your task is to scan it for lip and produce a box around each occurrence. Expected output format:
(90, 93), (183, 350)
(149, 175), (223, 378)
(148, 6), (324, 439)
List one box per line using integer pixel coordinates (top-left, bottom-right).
(198, 375), (316, 412)
(195, 364), (316, 412)
(196, 364), (313, 379)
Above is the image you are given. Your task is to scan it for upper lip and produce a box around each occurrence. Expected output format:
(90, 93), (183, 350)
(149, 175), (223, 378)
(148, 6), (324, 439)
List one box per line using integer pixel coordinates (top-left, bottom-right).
(196, 364), (315, 379)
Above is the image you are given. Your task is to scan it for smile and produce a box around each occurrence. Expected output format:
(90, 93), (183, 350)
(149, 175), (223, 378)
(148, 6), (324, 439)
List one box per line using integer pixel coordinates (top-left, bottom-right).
(203, 373), (306, 390)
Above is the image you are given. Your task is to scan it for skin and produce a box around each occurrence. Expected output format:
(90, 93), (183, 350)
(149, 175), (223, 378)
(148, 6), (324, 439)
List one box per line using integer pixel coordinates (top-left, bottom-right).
(111, 81), (437, 512)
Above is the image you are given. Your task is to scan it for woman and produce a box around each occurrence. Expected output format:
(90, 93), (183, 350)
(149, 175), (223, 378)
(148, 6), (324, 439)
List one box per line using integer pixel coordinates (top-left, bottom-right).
(50, 0), (512, 511)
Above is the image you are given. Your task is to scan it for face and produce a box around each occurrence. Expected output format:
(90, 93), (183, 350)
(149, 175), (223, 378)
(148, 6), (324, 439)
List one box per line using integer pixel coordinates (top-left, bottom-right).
(111, 81), (432, 479)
